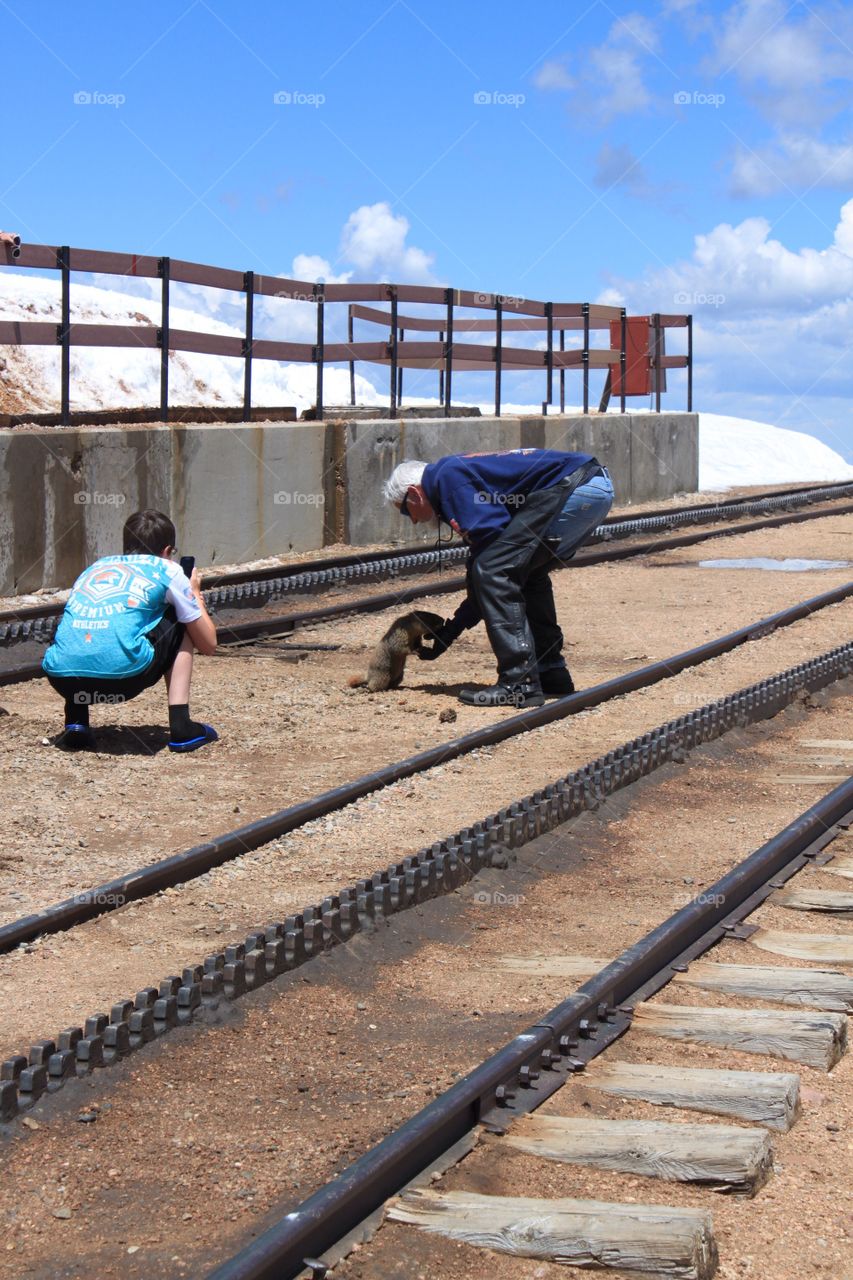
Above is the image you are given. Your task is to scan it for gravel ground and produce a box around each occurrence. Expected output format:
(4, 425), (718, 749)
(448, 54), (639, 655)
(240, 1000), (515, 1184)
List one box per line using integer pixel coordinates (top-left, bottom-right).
(0, 505), (849, 1278)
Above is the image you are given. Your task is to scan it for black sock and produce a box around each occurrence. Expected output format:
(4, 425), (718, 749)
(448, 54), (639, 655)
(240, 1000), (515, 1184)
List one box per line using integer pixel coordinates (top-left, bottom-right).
(169, 703), (205, 742)
(65, 698), (89, 728)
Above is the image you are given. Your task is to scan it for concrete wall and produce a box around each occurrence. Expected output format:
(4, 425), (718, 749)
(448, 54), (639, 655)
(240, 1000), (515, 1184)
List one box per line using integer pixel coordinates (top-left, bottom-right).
(0, 413), (698, 593)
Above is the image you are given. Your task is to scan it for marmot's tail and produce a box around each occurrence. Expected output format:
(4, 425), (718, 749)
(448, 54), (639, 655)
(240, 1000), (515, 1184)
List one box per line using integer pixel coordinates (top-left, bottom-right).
(348, 674), (368, 688)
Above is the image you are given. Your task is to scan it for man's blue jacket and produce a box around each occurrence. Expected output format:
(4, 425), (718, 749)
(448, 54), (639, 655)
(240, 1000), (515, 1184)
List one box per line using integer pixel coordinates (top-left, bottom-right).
(420, 448), (594, 555)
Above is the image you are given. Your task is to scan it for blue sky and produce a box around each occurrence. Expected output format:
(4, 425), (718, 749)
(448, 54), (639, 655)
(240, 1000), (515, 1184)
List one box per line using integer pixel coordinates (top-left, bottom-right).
(2, 0), (853, 457)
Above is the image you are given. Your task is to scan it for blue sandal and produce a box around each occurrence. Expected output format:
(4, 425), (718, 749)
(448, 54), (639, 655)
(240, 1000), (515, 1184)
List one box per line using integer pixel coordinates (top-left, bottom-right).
(168, 724), (219, 753)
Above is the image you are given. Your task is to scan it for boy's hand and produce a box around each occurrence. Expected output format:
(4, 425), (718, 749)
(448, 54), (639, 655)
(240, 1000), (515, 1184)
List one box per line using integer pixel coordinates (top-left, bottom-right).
(190, 567), (204, 598)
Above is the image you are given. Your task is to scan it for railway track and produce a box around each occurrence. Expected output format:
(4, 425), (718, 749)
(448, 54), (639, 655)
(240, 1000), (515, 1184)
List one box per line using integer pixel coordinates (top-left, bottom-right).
(1, 481), (851, 665)
(1, 629), (850, 1137)
(1, 582), (849, 957)
(206, 773), (853, 1280)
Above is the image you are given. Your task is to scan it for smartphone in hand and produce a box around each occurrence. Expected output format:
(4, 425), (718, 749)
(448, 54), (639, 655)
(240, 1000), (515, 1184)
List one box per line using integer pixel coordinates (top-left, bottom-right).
(180, 555), (195, 579)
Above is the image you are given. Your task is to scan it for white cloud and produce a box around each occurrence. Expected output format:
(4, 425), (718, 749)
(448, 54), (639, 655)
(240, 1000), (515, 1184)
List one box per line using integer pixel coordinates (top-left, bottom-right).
(291, 253), (352, 284)
(338, 202), (436, 282)
(707, 0), (853, 127)
(729, 133), (853, 196)
(598, 198), (853, 457)
(533, 58), (574, 91)
(534, 12), (660, 121)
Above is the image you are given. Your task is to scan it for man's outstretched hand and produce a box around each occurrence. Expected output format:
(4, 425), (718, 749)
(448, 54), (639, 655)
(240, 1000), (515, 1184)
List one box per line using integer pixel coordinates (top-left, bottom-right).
(417, 618), (459, 661)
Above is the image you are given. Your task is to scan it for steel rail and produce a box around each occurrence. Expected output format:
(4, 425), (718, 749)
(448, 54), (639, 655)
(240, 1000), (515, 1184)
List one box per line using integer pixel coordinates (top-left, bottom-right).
(0, 581), (850, 956)
(1, 480), (851, 647)
(206, 774), (853, 1280)
(2, 636), (851, 1129)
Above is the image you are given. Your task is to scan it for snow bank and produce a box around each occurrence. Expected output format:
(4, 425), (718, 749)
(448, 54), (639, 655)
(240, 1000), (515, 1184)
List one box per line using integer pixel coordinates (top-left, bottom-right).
(698, 413), (853, 490)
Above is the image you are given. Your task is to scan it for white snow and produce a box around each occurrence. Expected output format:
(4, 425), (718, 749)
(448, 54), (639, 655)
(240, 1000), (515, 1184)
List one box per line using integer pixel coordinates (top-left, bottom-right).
(2, 271), (852, 493)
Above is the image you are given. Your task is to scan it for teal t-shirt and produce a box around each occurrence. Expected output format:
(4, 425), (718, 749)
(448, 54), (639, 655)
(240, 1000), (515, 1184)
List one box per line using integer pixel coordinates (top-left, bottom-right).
(43, 554), (201, 680)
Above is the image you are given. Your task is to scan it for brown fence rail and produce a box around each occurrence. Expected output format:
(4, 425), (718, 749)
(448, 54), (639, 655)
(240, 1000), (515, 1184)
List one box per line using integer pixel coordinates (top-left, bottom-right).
(0, 238), (693, 424)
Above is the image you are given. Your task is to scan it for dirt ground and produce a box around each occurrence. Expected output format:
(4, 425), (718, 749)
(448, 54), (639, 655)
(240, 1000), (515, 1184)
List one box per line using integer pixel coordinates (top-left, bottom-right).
(0, 504), (850, 1278)
(0, 689), (851, 1279)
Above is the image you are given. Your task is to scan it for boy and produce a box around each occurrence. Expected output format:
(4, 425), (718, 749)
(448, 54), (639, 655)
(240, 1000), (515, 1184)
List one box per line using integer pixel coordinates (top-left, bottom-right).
(43, 509), (218, 752)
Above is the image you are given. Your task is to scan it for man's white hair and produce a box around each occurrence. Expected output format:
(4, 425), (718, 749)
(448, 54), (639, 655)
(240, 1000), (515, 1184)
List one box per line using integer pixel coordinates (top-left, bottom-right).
(383, 460), (427, 505)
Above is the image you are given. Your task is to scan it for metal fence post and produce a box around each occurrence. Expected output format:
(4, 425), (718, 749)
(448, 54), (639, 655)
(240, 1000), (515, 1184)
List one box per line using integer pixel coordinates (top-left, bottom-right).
(494, 297), (502, 418)
(559, 324), (565, 413)
(620, 308), (627, 415)
(543, 300), (553, 415)
(438, 331), (445, 405)
(348, 308), (356, 406)
(686, 313), (693, 412)
(314, 285), (325, 421)
(398, 329), (404, 407)
(158, 256), (170, 424)
(443, 288), (454, 416)
(389, 286), (398, 416)
(582, 302), (590, 415)
(653, 312), (662, 413)
(243, 269), (254, 421)
(56, 245), (71, 426)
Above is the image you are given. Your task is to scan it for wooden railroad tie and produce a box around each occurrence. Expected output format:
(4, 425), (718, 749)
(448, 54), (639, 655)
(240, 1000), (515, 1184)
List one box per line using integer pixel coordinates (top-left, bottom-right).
(749, 927), (853, 965)
(581, 1060), (801, 1130)
(822, 855), (853, 882)
(633, 1002), (847, 1071)
(673, 961), (853, 1012)
(773, 886), (853, 913)
(388, 1188), (718, 1280)
(500, 1113), (773, 1197)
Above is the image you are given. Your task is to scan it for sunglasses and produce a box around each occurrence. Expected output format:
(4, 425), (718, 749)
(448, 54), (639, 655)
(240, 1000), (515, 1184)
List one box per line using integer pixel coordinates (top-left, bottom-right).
(400, 490), (412, 519)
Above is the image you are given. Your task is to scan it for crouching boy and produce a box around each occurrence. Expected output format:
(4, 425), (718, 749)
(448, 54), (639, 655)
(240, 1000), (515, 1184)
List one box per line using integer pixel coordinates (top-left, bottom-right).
(42, 509), (218, 752)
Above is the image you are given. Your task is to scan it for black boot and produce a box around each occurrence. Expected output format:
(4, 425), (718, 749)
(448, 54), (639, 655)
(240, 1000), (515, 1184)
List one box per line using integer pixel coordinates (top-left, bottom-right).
(539, 667), (575, 697)
(459, 679), (545, 708)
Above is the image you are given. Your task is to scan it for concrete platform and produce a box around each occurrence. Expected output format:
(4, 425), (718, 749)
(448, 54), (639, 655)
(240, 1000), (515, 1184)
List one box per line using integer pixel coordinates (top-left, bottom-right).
(0, 412), (698, 592)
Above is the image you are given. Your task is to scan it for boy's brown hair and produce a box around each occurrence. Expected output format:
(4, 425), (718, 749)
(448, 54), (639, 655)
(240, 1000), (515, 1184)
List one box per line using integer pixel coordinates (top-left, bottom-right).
(123, 510), (176, 556)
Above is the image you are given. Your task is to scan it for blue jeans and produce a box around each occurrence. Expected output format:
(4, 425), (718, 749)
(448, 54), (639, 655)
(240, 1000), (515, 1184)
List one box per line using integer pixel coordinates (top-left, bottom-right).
(543, 470), (614, 558)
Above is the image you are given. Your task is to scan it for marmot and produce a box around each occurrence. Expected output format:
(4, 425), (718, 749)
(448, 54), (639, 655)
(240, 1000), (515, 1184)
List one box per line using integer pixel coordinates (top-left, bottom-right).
(349, 610), (445, 692)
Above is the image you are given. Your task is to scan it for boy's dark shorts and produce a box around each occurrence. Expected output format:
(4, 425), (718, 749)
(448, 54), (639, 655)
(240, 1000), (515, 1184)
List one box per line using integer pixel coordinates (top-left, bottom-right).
(46, 608), (186, 707)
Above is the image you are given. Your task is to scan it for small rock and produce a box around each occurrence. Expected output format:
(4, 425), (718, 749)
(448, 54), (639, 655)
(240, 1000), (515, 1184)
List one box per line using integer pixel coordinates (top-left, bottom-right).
(826, 1122), (841, 1132)
(438, 707), (457, 724)
(356, 1002), (367, 1011)
(21, 1117), (41, 1130)
(52, 1208), (72, 1220)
